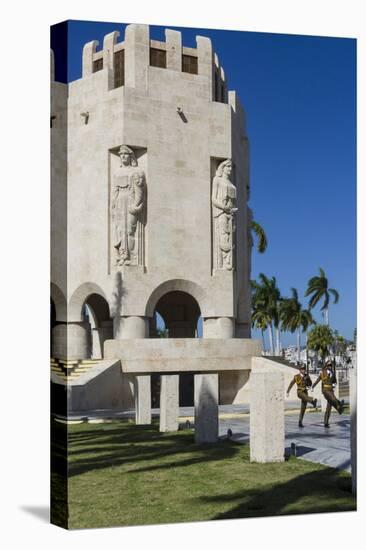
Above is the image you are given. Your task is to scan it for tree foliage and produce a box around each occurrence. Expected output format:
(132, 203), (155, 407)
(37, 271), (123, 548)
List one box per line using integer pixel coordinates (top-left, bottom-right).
(307, 324), (334, 359)
(305, 268), (339, 324)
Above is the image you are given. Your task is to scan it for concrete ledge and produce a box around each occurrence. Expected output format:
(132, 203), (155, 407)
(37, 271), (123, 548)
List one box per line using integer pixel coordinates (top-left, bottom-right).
(104, 338), (261, 373)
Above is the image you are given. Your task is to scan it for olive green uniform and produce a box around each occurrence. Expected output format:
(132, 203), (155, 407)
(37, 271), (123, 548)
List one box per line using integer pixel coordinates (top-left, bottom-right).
(287, 372), (316, 426)
(312, 368), (344, 427)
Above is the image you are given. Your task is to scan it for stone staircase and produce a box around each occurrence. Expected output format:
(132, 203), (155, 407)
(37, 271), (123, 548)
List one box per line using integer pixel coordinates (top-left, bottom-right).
(51, 358), (101, 382)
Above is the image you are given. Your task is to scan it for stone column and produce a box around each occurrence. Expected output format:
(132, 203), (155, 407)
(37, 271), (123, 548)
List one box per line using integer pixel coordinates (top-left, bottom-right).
(103, 31), (120, 69)
(113, 315), (148, 339)
(52, 321), (91, 360)
(124, 24), (149, 90)
(196, 35), (214, 101)
(113, 315), (150, 424)
(203, 317), (234, 338)
(134, 375), (151, 425)
(250, 358), (284, 462)
(350, 366), (357, 496)
(82, 40), (99, 78)
(165, 29), (182, 71)
(194, 373), (218, 444)
(91, 321), (113, 359)
(103, 31), (120, 89)
(159, 375), (179, 432)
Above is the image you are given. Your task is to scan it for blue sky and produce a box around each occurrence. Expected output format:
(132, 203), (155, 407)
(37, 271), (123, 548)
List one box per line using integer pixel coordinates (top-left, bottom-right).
(51, 21), (356, 347)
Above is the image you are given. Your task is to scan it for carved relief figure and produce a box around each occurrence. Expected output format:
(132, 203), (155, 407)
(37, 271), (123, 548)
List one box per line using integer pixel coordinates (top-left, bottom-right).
(212, 159), (237, 270)
(111, 145), (146, 267)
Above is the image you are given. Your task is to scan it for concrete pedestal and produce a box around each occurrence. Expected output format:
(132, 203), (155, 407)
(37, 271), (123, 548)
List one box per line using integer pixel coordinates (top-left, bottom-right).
(250, 358), (284, 463)
(194, 373), (218, 443)
(159, 375), (179, 432)
(134, 375), (151, 425)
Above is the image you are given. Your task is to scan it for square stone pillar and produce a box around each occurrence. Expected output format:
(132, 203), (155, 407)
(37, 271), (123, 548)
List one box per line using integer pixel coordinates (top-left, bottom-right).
(196, 36), (214, 101)
(250, 358), (284, 462)
(165, 29), (182, 71)
(103, 31), (120, 90)
(159, 375), (179, 432)
(134, 375), (151, 425)
(124, 24), (149, 90)
(82, 40), (99, 78)
(194, 373), (218, 444)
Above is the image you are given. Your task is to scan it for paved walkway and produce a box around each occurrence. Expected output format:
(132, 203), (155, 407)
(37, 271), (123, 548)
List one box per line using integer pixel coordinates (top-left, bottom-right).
(219, 412), (351, 472)
(63, 403), (351, 472)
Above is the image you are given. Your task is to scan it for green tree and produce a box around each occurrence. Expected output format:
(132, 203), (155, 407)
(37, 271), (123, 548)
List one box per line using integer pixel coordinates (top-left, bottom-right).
(280, 288), (315, 362)
(305, 267), (339, 325)
(251, 304), (271, 352)
(307, 324), (334, 362)
(332, 331), (347, 365)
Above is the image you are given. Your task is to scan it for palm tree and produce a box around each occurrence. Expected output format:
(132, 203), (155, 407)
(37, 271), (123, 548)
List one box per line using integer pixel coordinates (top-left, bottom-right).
(251, 220), (267, 253)
(261, 274), (282, 355)
(305, 267), (339, 325)
(251, 307), (270, 352)
(307, 324), (334, 362)
(251, 279), (273, 353)
(251, 274), (282, 355)
(280, 289), (315, 362)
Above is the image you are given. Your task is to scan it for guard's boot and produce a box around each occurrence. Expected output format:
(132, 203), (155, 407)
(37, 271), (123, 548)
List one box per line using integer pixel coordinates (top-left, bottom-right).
(298, 422), (304, 428)
(338, 399), (345, 414)
(324, 423), (330, 428)
(312, 398), (317, 409)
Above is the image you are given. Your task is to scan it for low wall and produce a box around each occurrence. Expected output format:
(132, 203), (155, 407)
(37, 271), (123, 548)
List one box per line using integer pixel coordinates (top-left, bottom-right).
(63, 360), (134, 412)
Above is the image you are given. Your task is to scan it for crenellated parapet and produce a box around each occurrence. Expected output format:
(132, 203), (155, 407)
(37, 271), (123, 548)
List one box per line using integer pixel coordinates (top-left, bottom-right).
(80, 24), (228, 103)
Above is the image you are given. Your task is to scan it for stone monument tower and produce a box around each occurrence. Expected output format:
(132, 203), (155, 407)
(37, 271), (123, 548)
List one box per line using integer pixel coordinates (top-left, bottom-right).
(51, 22), (284, 462)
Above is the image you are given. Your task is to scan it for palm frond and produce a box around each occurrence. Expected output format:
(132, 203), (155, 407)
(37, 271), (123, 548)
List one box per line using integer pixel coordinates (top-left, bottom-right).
(329, 288), (339, 304)
(251, 220), (268, 253)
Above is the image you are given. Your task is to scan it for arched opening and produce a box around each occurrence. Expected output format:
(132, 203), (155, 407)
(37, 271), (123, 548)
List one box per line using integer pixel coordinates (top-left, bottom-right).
(82, 293), (113, 359)
(152, 291), (201, 407)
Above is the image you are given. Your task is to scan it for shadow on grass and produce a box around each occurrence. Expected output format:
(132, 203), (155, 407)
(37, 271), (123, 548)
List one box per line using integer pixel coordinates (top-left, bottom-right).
(51, 419), (68, 528)
(199, 465), (356, 520)
(59, 420), (242, 478)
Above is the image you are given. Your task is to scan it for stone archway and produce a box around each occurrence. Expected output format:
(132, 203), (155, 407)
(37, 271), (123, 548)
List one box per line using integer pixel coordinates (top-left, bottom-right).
(83, 293), (113, 359)
(144, 278), (210, 318)
(152, 290), (201, 407)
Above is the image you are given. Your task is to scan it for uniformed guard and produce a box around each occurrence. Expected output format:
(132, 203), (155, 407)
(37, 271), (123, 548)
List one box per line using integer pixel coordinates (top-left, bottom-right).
(287, 365), (317, 428)
(312, 360), (344, 428)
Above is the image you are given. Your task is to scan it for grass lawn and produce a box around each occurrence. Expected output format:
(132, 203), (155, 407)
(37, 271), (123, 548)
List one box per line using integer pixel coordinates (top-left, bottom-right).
(51, 419), (356, 530)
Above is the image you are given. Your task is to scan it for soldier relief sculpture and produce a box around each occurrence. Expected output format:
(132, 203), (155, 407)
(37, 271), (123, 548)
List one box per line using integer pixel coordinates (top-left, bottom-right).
(111, 145), (146, 267)
(212, 159), (237, 270)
